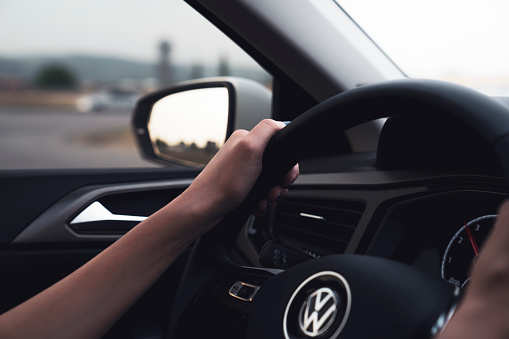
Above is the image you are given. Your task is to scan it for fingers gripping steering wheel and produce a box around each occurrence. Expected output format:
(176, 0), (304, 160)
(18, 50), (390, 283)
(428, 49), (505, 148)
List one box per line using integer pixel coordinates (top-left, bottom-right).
(167, 79), (509, 339)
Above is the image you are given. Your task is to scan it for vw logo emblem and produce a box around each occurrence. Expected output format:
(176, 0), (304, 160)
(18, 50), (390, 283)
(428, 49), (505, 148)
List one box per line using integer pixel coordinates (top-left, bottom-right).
(299, 287), (338, 337)
(283, 271), (351, 339)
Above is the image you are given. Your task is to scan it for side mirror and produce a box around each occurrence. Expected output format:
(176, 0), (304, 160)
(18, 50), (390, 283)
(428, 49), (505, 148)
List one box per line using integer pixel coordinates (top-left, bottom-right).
(132, 77), (271, 167)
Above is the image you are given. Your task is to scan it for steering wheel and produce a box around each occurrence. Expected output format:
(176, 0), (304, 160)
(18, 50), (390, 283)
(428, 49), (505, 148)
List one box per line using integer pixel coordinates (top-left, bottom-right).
(167, 79), (509, 339)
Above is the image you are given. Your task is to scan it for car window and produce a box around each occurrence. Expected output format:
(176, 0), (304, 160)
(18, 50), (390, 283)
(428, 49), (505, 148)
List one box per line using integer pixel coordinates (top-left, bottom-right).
(0, 0), (271, 170)
(338, 0), (509, 96)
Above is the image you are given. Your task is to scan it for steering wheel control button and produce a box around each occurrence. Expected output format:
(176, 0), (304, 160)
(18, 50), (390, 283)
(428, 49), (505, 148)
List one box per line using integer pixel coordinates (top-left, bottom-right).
(283, 271), (351, 339)
(229, 281), (260, 302)
(260, 241), (316, 270)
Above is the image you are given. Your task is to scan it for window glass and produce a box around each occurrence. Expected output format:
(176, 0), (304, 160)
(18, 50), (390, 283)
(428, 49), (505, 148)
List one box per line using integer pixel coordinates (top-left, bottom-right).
(0, 0), (271, 169)
(338, 0), (509, 96)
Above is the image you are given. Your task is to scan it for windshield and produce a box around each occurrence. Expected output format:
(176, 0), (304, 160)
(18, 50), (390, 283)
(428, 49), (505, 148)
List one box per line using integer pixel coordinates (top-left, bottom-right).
(338, 0), (509, 95)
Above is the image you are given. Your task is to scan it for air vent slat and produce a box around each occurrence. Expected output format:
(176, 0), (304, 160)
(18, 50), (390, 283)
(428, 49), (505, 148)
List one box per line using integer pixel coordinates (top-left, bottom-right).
(328, 222), (357, 230)
(282, 202), (364, 216)
(272, 198), (365, 254)
(276, 215), (355, 237)
(276, 223), (350, 245)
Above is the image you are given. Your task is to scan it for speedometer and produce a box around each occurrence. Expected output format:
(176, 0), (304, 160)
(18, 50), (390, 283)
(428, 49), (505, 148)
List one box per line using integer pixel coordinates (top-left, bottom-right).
(441, 215), (497, 288)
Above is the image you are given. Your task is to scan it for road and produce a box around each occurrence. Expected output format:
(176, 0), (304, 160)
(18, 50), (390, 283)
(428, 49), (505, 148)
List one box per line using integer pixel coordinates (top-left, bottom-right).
(0, 107), (159, 169)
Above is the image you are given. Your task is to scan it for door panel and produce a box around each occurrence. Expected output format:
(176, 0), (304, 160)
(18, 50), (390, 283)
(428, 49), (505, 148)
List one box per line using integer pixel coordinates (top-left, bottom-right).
(13, 179), (192, 243)
(0, 167), (199, 337)
(0, 168), (199, 243)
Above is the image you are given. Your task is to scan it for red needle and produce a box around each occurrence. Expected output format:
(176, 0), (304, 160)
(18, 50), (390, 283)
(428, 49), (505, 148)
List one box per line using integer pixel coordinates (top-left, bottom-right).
(464, 222), (480, 256)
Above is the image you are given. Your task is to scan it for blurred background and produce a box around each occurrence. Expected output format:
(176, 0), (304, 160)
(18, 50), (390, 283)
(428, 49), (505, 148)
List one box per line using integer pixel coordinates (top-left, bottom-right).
(3, 0), (509, 169)
(0, 0), (270, 169)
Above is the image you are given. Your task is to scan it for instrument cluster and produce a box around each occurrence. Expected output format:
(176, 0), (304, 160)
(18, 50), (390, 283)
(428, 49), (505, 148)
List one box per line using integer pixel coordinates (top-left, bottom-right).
(368, 190), (508, 287)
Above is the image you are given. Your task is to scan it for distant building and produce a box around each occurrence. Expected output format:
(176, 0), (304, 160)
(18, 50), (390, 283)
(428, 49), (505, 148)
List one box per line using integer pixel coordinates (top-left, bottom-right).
(205, 141), (219, 154)
(217, 56), (231, 76)
(158, 41), (172, 88)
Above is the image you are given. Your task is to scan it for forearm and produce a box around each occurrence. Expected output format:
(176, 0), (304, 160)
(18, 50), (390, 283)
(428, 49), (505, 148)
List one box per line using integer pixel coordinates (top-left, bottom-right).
(0, 188), (219, 339)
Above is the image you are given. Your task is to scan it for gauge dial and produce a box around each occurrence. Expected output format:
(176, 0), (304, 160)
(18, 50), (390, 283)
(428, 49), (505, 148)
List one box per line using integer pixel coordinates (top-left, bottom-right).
(441, 215), (497, 288)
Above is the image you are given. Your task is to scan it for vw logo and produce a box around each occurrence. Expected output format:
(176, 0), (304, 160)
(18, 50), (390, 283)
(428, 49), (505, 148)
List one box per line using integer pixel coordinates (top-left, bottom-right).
(283, 271), (351, 339)
(298, 287), (338, 337)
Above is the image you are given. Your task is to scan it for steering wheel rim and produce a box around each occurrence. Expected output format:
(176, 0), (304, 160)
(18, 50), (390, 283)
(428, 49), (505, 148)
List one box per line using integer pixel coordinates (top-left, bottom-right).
(168, 79), (509, 338)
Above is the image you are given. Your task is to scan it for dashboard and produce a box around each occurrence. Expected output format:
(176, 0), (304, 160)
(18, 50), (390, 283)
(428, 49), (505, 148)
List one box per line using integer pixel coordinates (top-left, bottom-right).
(239, 106), (509, 293)
(369, 188), (506, 289)
(241, 170), (509, 292)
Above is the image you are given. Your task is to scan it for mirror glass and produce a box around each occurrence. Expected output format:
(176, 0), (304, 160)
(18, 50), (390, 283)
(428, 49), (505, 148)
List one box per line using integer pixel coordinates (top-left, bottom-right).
(147, 87), (229, 166)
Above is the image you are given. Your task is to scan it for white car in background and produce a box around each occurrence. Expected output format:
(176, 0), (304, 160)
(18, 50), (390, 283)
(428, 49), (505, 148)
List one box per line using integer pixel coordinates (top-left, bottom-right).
(76, 88), (140, 113)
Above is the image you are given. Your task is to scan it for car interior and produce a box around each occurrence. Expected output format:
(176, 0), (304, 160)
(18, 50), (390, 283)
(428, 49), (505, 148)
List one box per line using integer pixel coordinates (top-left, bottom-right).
(1, 0), (509, 338)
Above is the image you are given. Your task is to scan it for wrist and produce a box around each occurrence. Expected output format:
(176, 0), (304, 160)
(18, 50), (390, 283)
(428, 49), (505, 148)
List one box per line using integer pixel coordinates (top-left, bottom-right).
(172, 184), (225, 235)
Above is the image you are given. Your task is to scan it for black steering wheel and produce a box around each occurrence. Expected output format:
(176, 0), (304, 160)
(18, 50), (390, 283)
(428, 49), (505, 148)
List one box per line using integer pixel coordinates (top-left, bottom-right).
(167, 79), (509, 339)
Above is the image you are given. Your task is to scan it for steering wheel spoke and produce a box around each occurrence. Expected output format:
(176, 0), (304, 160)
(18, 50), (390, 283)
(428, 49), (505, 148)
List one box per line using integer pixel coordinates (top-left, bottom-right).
(173, 266), (281, 338)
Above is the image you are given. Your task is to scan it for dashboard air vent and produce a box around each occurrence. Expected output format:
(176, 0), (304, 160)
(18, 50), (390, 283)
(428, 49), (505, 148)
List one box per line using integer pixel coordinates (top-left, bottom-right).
(272, 198), (365, 254)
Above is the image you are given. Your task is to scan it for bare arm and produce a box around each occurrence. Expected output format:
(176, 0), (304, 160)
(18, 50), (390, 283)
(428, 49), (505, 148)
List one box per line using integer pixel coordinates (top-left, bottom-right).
(0, 119), (299, 339)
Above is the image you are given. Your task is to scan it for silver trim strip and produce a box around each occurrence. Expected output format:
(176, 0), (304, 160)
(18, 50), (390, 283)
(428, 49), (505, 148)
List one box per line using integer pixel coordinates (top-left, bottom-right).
(300, 213), (326, 221)
(12, 179), (193, 243)
(70, 201), (148, 224)
(228, 281), (260, 302)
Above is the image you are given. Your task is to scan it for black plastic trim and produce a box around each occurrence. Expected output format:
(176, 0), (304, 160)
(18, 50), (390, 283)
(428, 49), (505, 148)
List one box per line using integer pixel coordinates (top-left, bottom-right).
(0, 168), (199, 244)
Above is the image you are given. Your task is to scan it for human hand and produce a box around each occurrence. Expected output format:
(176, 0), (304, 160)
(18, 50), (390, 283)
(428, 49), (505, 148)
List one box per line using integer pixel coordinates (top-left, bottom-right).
(437, 200), (509, 339)
(185, 119), (299, 222)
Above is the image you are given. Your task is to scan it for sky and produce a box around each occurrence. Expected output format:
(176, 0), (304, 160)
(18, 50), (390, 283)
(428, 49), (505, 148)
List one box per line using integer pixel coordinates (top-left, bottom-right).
(3, 0), (509, 84)
(0, 0), (258, 68)
(339, 0), (509, 79)
(149, 87), (229, 148)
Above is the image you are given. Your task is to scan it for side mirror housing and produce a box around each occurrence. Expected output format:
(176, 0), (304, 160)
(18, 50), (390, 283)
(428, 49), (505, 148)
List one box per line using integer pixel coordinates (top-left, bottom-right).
(132, 77), (271, 167)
